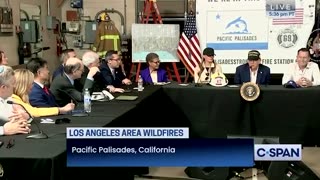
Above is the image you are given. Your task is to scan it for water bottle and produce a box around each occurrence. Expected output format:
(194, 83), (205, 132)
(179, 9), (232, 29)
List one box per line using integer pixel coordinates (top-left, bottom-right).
(138, 75), (143, 91)
(83, 88), (91, 113)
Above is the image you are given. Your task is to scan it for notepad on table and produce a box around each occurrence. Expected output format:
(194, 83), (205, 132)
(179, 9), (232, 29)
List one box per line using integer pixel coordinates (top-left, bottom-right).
(115, 95), (138, 101)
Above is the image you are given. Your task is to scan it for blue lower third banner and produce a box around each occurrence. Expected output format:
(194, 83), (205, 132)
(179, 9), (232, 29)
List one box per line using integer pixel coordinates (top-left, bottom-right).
(67, 139), (254, 167)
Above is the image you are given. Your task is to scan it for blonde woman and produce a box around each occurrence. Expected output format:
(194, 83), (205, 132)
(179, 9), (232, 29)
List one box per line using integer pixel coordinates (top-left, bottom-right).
(194, 48), (222, 83)
(12, 69), (74, 117)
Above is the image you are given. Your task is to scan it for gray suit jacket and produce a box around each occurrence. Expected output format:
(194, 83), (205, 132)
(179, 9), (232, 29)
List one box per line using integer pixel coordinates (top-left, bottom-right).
(50, 73), (94, 107)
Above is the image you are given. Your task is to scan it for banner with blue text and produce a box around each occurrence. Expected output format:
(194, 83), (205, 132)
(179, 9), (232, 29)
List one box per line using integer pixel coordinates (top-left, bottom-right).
(66, 128), (254, 167)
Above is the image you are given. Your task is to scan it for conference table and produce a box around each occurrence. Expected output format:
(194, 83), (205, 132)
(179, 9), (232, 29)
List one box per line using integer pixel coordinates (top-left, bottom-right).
(162, 83), (320, 145)
(0, 87), (161, 180)
(0, 83), (320, 179)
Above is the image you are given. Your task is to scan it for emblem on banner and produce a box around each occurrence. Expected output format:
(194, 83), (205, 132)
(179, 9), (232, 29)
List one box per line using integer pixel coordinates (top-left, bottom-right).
(277, 29), (298, 48)
(0, 163), (3, 177)
(240, 82), (260, 101)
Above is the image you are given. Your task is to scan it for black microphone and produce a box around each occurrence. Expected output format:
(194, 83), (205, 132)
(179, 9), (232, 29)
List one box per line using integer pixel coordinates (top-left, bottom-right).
(7, 101), (48, 139)
(32, 47), (50, 54)
(42, 47), (50, 51)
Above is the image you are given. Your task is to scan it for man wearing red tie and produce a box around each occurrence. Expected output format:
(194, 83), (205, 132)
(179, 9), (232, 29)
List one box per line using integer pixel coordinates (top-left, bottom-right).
(26, 58), (58, 107)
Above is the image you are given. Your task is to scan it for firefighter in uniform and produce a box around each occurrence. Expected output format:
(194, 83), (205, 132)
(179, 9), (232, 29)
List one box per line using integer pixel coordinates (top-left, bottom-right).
(92, 13), (121, 58)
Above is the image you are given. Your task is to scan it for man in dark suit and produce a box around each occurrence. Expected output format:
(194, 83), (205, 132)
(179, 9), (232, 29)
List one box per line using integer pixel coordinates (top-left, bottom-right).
(50, 57), (98, 106)
(100, 50), (131, 93)
(234, 50), (270, 85)
(52, 49), (76, 80)
(27, 58), (59, 107)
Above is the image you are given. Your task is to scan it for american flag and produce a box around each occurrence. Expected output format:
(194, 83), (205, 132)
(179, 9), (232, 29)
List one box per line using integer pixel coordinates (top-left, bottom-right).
(272, 8), (304, 25)
(177, 14), (201, 76)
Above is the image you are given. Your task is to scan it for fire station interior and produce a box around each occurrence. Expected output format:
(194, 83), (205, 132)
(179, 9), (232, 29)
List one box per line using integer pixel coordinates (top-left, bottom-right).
(5, 0), (192, 83)
(1, 0), (320, 180)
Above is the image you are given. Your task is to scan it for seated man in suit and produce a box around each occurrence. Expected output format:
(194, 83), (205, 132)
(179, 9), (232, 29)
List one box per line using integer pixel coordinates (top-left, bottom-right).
(74, 51), (107, 92)
(140, 53), (168, 84)
(27, 58), (58, 107)
(0, 65), (30, 135)
(100, 50), (131, 93)
(52, 49), (76, 80)
(50, 57), (97, 106)
(234, 50), (270, 85)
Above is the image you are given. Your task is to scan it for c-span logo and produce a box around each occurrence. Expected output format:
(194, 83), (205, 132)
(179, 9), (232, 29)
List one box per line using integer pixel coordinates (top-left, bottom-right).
(254, 144), (301, 161)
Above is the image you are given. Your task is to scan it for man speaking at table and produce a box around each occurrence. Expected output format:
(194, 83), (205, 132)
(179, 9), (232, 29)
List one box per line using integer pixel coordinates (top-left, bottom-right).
(234, 50), (270, 85)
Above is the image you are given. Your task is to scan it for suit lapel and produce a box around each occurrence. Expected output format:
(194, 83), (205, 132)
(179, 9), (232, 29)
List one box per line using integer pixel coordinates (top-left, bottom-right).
(245, 64), (251, 82)
(256, 66), (262, 84)
(62, 73), (73, 86)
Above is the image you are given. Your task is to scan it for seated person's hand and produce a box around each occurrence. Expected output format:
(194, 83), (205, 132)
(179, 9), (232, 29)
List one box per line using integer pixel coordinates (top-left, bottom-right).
(107, 85), (125, 93)
(122, 78), (131, 85)
(3, 119), (30, 135)
(300, 77), (313, 87)
(12, 105), (30, 120)
(87, 67), (100, 79)
(8, 111), (26, 122)
(296, 78), (304, 87)
(114, 88), (125, 93)
(59, 103), (75, 114)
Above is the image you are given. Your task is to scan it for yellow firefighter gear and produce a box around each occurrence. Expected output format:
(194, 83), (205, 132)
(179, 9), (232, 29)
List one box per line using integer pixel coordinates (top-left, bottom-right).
(92, 20), (121, 57)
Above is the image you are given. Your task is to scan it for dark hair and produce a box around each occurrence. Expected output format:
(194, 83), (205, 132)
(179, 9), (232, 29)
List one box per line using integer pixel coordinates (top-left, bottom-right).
(60, 49), (75, 63)
(105, 50), (118, 61)
(61, 49), (75, 54)
(0, 51), (4, 64)
(297, 48), (310, 56)
(146, 53), (159, 64)
(26, 58), (48, 76)
(198, 58), (216, 76)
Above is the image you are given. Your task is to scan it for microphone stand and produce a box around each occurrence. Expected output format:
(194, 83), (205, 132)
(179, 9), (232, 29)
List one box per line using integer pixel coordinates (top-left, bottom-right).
(26, 119), (49, 139)
(7, 101), (48, 139)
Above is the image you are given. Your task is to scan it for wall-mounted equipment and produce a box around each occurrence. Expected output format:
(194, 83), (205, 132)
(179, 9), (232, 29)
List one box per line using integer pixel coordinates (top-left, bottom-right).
(66, 21), (80, 33)
(70, 0), (83, 9)
(0, 7), (13, 35)
(46, 16), (56, 30)
(21, 20), (39, 43)
(73, 35), (83, 47)
(84, 21), (97, 44)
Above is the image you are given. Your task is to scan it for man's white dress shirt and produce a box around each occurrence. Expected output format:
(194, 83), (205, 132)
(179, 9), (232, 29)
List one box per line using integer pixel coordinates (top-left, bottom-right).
(282, 62), (320, 86)
(0, 96), (14, 136)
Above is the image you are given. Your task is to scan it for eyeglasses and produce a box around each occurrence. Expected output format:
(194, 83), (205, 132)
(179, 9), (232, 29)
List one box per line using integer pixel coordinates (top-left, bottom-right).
(152, 61), (160, 64)
(6, 138), (15, 149)
(205, 73), (210, 81)
(110, 58), (121, 61)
